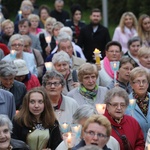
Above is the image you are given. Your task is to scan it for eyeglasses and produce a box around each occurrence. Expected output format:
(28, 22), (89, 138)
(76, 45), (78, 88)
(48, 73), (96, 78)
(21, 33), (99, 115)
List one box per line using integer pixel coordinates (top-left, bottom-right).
(11, 44), (23, 47)
(46, 82), (62, 87)
(132, 80), (148, 85)
(85, 131), (108, 139)
(108, 102), (127, 109)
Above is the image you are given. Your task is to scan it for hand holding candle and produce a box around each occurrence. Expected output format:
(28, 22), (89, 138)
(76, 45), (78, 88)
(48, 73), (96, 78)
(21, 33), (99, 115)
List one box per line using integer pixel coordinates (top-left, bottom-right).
(96, 104), (106, 114)
(10, 50), (17, 60)
(93, 48), (101, 64)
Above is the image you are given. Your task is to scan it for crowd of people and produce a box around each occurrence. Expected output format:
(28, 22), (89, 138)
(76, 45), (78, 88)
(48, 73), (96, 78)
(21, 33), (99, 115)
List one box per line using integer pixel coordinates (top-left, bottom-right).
(0, 0), (150, 149)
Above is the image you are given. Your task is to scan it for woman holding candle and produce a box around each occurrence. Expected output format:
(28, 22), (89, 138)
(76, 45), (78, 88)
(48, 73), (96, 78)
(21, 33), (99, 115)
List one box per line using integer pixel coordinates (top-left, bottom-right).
(67, 63), (108, 106)
(12, 87), (62, 150)
(98, 41), (122, 87)
(107, 56), (135, 94)
(42, 70), (79, 124)
(112, 12), (137, 54)
(126, 67), (150, 140)
(52, 51), (79, 95)
(104, 87), (145, 150)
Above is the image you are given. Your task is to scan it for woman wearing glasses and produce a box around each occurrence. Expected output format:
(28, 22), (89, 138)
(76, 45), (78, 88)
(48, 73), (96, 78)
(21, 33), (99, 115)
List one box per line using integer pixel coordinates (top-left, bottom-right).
(104, 87), (145, 150)
(42, 70), (79, 124)
(73, 114), (112, 150)
(12, 87), (62, 150)
(126, 67), (150, 140)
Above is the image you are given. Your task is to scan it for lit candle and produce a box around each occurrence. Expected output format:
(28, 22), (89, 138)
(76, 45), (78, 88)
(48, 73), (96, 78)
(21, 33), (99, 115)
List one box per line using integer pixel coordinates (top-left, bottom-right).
(96, 104), (106, 114)
(45, 62), (53, 71)
(10, 50), (17, 60)
(113, 63), (117, 68)
(60, 123), (70, 133)
(67, 132), (72, 148)
(129, 99), (136, 110)
(93, 48), (101, 64)
(18, 10), (22, 20)
(71, 124), (82, 139)
(45, 36), (51, 43)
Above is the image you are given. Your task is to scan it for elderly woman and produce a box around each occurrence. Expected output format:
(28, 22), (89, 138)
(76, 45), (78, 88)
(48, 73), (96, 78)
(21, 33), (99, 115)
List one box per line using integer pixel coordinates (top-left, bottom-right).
(28, 14), (43, 36)
(42, 70), (79, 123)
(113, 12), (138, 54)
(138, 46), (150, 71)
(52, 51), (79, 95)
(126, 67), (150, 140)
(2, 34), (38, 76)
(124, 36), (142, 67)
(0, 61), (26, 110)
(73, 114), (112, 150)
(107, 56), (135, 94)
(67, 63), (108, 106)
(12, 87), (62, 150)
(104, 87), (145, 150)
(0, 19), (14, 45)
(0, 114), (30, 150)
(137, 14), (150, 47)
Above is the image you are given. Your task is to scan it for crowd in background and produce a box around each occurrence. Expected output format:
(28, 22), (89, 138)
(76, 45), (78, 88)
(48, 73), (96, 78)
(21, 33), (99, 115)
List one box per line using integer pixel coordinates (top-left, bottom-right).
(0, 0), (150, 149)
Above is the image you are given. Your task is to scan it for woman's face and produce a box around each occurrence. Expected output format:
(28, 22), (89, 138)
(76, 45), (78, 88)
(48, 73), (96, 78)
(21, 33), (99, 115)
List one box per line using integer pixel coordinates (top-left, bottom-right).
(29, 92), (44, 120)
(0, 124), (11, 149)
(11, 40), (24, 56)
(45, 78), (63, 97)
(30, 19), (39, 29)
(139, 54), (150, 69)
(3, 23), (14, 36)
(81, 73), (97, 91)
(107, 96), (127, 120)
(83, 123), (109, 148)
(45, 22), (53, 33)
(53, 27), (60, 37)
(142, 17), (150, 32)
(54, 62), (70, 77)
(40, 9), (49, 20)
(124, 15), (133, 29)
(0, 75), (14, 89)
(129, 41), (141, 57)
(131, 75), (148, 97)
(73, 10), (82, 22)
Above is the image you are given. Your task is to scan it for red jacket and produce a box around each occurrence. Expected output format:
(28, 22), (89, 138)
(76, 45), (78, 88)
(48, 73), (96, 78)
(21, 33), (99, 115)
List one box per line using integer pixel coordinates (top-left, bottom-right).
(0, 43), (10, 55)
(24, 74), (40, 91)
(104, 110), (145, 150)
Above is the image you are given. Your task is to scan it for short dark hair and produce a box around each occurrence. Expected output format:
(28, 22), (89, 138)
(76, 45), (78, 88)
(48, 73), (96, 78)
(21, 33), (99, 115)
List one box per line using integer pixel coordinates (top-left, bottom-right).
(18, 18), (31, 27)
(70, 4), (82, 16)
(127, 36), (142, 49)
(105, 41), (122, 52)
(91, 8), (101, 14)
(39, 5), (50, 17)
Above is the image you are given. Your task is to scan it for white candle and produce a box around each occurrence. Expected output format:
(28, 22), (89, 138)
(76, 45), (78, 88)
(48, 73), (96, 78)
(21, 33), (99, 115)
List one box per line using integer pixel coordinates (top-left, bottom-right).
(10, 50), (17, 60)
(67, 132), (72, 148)
(45, 36), (51, 43)
(18, 10), (22, 20)
(45, 62), (53, 71)
(62, 123), (68, 129)
(129, 99), (136, 109)
(148, 144), (150, 150)
(113, 62), (117, 68)
(96, 104), (106, 114)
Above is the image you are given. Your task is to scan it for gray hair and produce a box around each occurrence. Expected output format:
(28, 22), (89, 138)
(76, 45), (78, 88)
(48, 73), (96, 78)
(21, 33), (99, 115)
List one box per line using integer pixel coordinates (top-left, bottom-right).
(104, 87), (129, 106)
(0, 61), (18, 77)
(127, 36), (142, 49)
(42, 70), (65, 87)
(72, 104), (98, 123)
(9, 34), (24, 46)
(78, 145), (102, 150)
(57, 31), (72, 43)
(52, 51), (70, 64)
(59, 27), (73, 37)
(0, 114), (13, 132)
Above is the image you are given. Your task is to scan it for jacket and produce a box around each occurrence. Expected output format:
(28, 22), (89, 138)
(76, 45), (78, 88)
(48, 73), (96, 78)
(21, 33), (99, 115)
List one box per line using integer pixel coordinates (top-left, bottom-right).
(12, 120), (62, 150)
(77, 23), (110, 62)
(104, 110), (145, 150)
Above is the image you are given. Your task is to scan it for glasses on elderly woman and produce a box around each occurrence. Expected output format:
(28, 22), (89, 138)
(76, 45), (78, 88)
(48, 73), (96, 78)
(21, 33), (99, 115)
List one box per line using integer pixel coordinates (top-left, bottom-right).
(132, 80), (148, 85)
(11, 44), (23, 48)
(84, 131), (108, 139)
(46, 82), (62, 87)
(108, 102), (127, 109)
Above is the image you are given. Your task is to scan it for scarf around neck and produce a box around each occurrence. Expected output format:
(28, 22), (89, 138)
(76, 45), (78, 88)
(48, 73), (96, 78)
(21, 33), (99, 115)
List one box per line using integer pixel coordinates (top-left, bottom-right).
(79, 84), (98, 100)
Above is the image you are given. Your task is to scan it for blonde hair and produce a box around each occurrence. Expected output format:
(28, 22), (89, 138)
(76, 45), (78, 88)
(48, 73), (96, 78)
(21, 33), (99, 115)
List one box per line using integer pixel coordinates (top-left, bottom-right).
(138, 46), (150, 58)
(78, 63), (98, 82)
(119, 12), (137, 33)
(2, 19), (14, 31)
(28, 14), (39, 21)
(138, 14), (150, 41)
(45, 17), (57, 27)
(83, 114), (111, 137)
